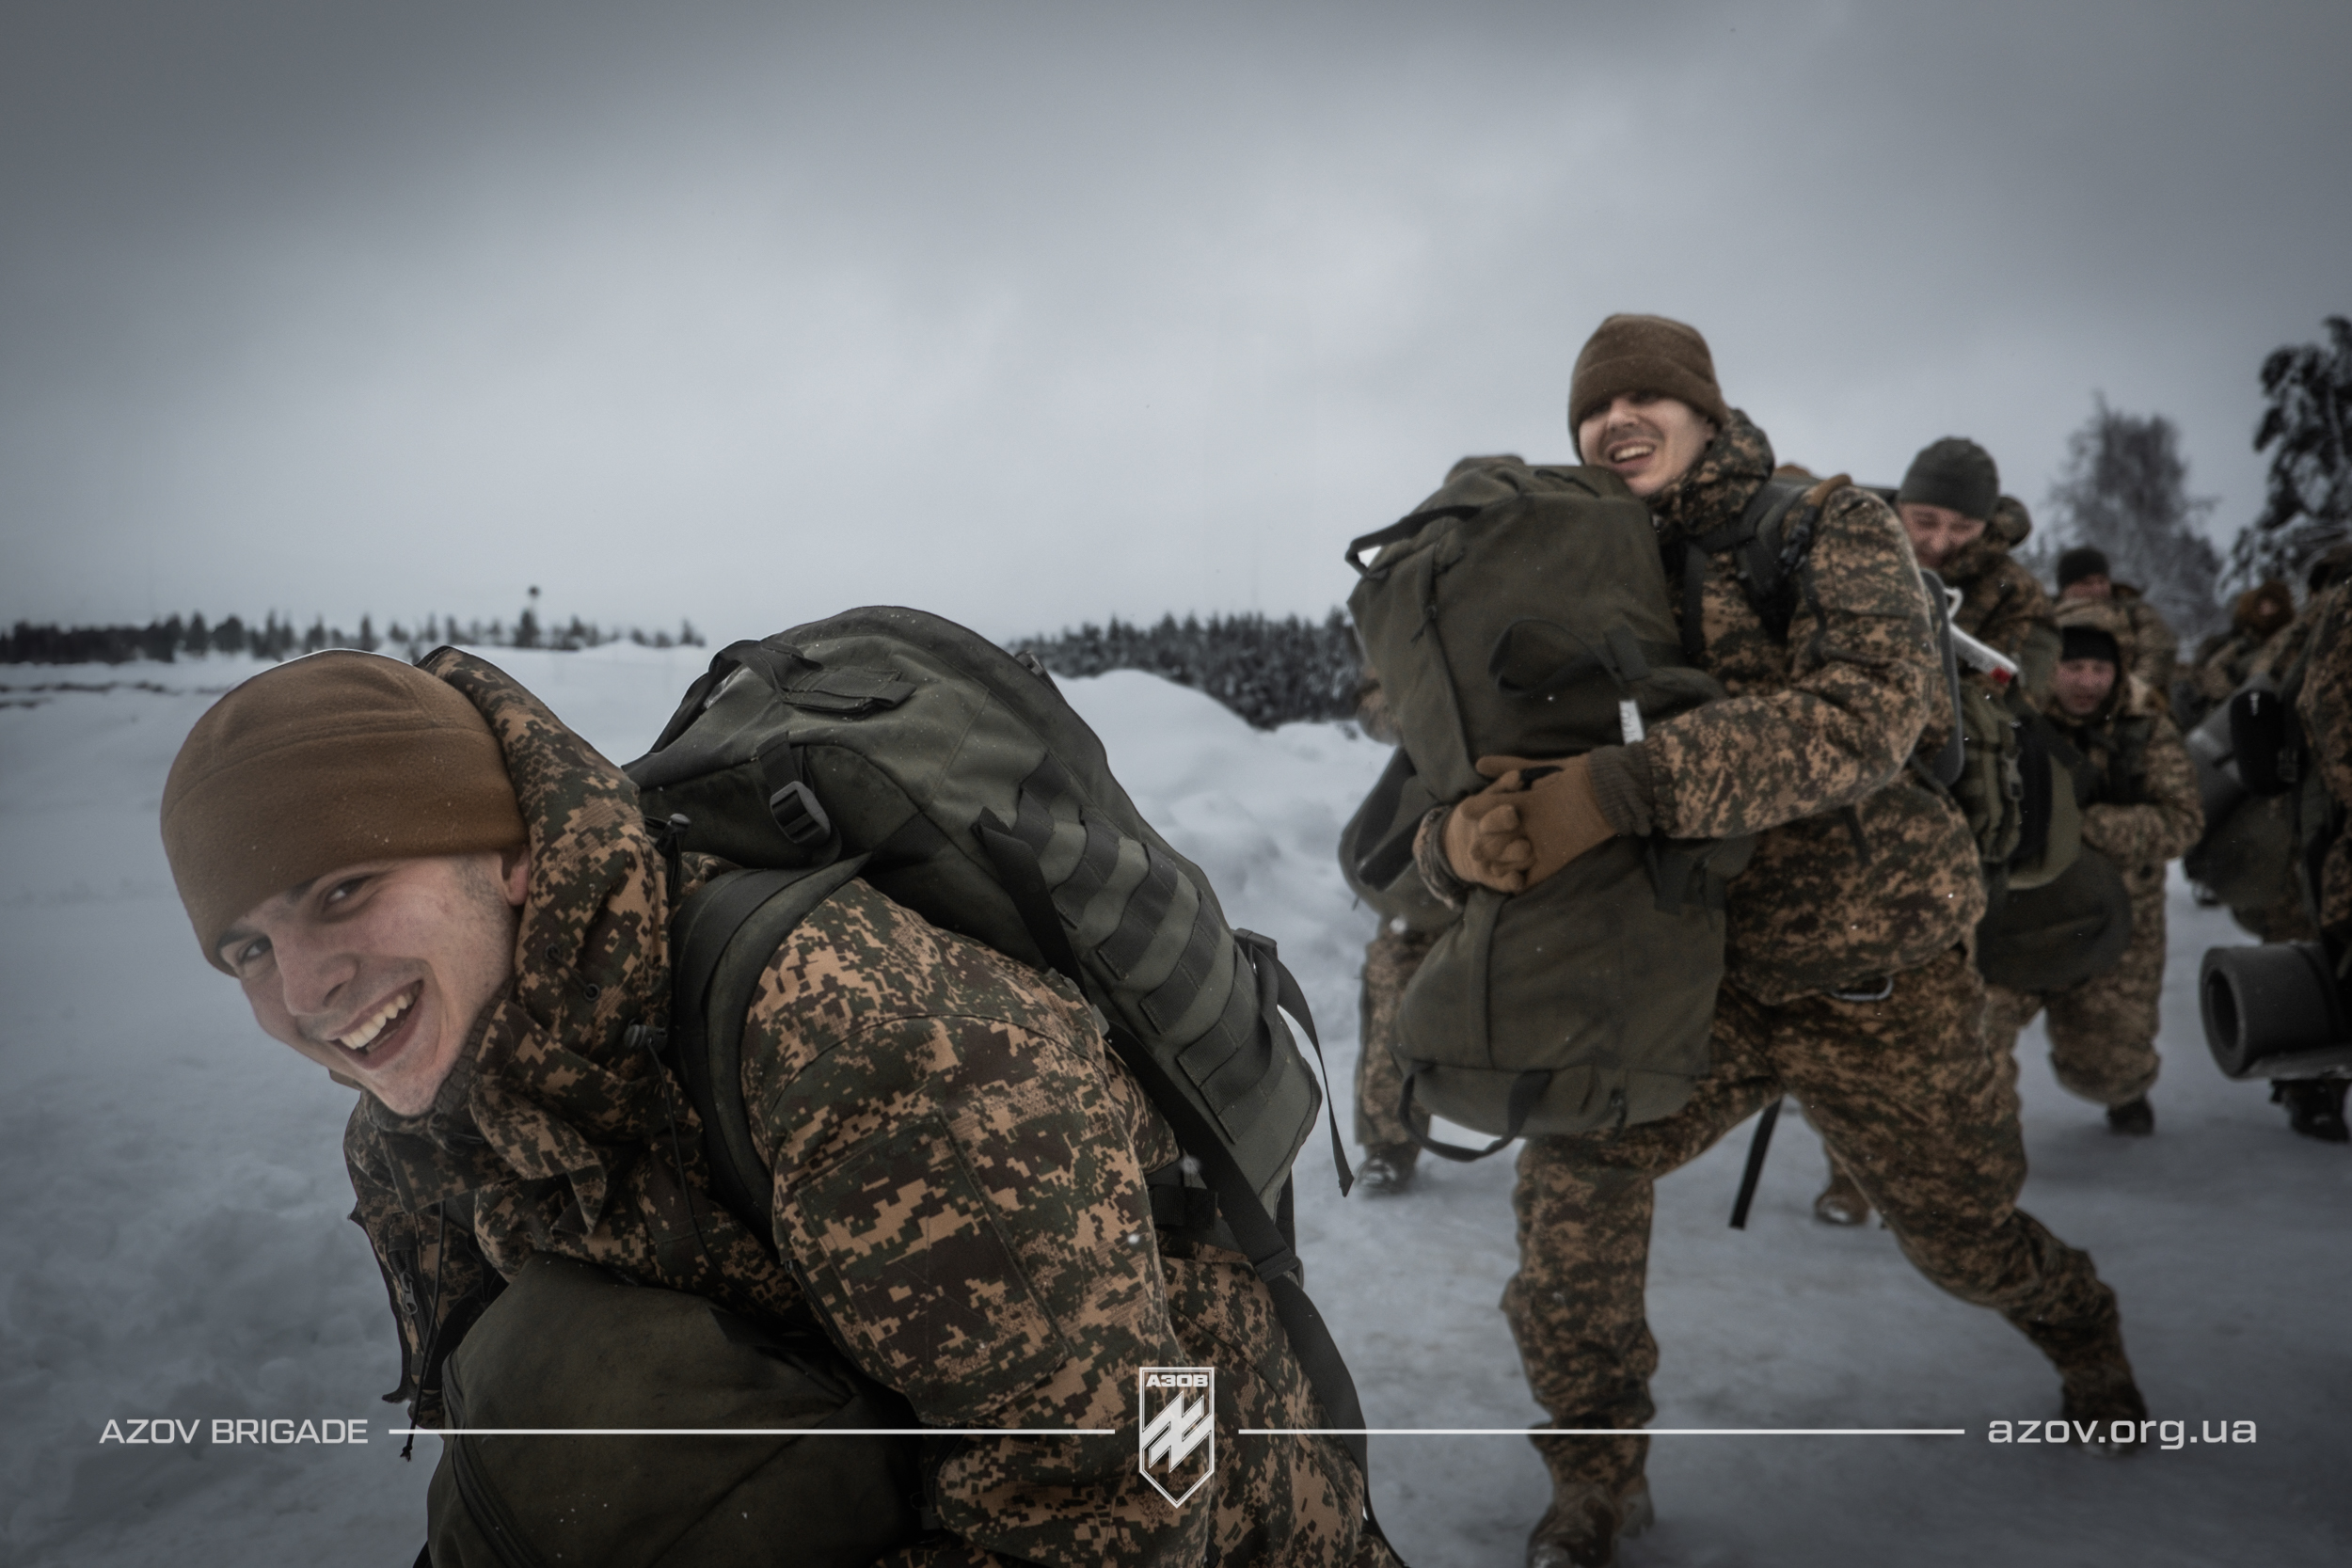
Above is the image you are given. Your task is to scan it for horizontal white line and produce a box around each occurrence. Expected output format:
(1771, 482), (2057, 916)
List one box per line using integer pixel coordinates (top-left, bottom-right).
(392, 1428), (1115, 1437)
(1241, 1428), (1968, 1437)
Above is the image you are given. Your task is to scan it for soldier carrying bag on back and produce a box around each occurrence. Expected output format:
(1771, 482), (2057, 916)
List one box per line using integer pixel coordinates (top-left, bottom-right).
(159, 641), (1396, 1568)
(1354, 314), (2144, 1568)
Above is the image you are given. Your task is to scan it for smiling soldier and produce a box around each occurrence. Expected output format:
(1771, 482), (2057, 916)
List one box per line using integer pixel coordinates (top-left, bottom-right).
(1422, 316), (2146, 1566)
(160, 649), (1391, 1567)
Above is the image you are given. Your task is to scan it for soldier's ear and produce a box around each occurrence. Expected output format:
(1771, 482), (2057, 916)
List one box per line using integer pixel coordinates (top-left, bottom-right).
(500, 846), (533, 908)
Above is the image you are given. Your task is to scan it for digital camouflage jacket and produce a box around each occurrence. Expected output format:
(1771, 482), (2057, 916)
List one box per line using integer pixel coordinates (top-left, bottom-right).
(345, 651), (1380, 1568)
(2044, 601), (2202, 897)
(1936, 532), (2059, 700)
(1634, 413), (1985, 1003)
(2293, 580), (2352, 941)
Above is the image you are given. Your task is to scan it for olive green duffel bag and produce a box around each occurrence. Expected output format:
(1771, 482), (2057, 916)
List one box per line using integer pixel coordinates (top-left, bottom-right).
(426, 1254), (922, 1568)
(1344, 458), (1756, 1153)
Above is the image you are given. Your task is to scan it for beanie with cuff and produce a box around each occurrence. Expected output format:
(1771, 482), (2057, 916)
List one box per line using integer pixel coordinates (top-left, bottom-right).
(160, 650), (528, 971)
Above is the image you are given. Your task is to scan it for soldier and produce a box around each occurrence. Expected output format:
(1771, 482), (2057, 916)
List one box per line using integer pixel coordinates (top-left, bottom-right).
(1418, 314), (2141, 1567)
(1982, 601), (2203, 1133)
(1351, 668), (1439, 1195)
(2279, 578), (2352, 1142)
(2182, 579), (2296, 729)
(2057, 547), (2180, 709)
(1890, 440), (2061, 698)
(1813, 443), (2060, 1225)
(159, 650), (1391, 1566)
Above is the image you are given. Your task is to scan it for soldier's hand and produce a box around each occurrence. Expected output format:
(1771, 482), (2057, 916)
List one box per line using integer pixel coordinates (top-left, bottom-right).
(1470, 753), (1617, 891)
(1439, 789), (1536, 893)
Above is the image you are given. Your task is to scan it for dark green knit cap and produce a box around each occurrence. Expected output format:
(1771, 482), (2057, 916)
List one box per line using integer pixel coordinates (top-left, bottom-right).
(1897, 437), (1999, 521)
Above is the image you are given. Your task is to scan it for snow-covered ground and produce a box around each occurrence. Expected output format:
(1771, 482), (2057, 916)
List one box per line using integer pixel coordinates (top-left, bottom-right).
(2, 647), (2345, 1566)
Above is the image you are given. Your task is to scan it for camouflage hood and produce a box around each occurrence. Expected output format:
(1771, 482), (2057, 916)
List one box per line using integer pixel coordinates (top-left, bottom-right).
(1934, 531), (2020, 594)
(349, 650), (793, 1318)
(1645, 409), (1774, 545)
(2050, 598), (2153, 722)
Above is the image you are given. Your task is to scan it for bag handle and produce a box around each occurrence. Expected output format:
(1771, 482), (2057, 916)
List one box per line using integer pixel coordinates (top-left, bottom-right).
(1343, 505), (1482, 580)
(1397, 1068), (1550, 1162)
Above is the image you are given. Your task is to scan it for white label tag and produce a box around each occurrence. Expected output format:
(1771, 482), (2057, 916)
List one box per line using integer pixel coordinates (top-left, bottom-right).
(1618, 698), (1645, 744)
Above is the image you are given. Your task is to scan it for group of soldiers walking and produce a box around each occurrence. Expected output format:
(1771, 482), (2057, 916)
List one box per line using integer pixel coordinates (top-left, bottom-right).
(1346, 312), (2348, 1566)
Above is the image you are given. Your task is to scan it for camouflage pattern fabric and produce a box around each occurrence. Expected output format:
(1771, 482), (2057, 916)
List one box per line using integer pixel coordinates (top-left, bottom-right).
(1936, 531), (2059, 701)
(1983, 608), (2201, 1107)
(1636, 413), (1986, 1003)
(1504, 946), (2123, 1498)
(2107, 587), (2180, 708)
(1353, 923), (1437, 1149)
(2294, 579), (2352, 941)
(344, 652), (1390, 1568)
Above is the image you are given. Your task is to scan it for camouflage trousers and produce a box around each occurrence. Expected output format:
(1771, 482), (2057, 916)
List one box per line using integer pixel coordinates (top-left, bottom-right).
(1503, 946), (2122, 1500)
(1985, 887), (2167, 1107)
(1353, 924), (1438, 1150)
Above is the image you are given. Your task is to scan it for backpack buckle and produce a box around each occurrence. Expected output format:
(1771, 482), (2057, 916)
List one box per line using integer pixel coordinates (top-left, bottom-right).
(767, 781), (833, 848)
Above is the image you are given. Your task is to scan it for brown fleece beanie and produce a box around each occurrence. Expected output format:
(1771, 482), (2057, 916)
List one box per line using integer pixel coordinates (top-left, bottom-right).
(1567, 314), (1731, 450)
(161, 650), (526, 971)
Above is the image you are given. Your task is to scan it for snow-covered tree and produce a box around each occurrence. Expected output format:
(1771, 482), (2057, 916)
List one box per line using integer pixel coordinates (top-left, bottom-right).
(2035, 396), (2223, 641)
(2229, 315), (2352, 590)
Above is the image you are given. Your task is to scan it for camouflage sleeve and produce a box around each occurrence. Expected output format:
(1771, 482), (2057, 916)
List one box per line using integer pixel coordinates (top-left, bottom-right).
(344, 1110), (502, 1431)
(2081, 714), (2203, 871)
(741, 880), (1206, 1568)
(2296, 582), (2352, 816)
(1643, 485), (1940, 839)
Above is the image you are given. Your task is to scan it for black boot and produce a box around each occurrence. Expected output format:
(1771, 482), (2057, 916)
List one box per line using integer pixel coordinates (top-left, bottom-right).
(2105, 1097), (2154, 1136)
(2273, 1079), (2350, 1143)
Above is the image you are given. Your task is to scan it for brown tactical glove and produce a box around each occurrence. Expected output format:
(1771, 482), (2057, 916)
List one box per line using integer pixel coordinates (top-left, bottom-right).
(1462, 753), (1617, 892)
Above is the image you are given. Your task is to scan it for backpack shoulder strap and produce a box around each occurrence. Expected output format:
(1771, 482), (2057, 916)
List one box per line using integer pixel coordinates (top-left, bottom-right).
(666, 857), (871, 1247)
(1676, 478), (1816, 659)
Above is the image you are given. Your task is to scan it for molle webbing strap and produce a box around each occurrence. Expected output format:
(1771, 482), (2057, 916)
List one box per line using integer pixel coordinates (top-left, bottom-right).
(975, 807), (1387, 1521)
(668, 859), (871, 1252)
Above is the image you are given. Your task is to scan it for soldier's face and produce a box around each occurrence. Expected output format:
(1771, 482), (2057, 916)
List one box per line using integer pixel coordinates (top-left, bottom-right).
(1577, 394), (1716, 498)
(1897, 502), (1988, 571)
(218, 849), (530, 1116)
(2055, 657), (2118, 717)
(2061, 574), (2112, 602)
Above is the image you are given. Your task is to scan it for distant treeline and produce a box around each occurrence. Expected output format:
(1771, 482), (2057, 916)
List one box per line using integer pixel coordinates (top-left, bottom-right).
(1009, 610), (1362, 730)
(0, 611), (707, 666)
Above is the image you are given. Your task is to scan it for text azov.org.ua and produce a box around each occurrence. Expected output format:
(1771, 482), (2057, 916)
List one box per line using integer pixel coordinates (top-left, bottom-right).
(1988, 1419), (2254, 1449)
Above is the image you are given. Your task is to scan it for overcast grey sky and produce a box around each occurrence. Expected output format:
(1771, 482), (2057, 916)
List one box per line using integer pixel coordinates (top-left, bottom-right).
(5, 0), (2345, 644)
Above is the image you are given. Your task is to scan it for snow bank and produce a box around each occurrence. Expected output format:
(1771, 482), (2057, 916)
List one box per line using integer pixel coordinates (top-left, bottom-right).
(1, 652), (2344, 1565)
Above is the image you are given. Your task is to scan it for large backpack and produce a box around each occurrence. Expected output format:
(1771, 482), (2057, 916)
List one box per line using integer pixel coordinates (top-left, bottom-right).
(1343, 461), (1760, 1153)
(617, 607), (1377, 1492)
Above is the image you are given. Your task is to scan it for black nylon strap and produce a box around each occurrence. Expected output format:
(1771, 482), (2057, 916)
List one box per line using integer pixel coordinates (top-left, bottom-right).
(1398, 1068), (1550, 1162)
(1236, 928), (1353, 1198)
(1729, 1098), (1783, 1229)
(669, 858), (870, 1252)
